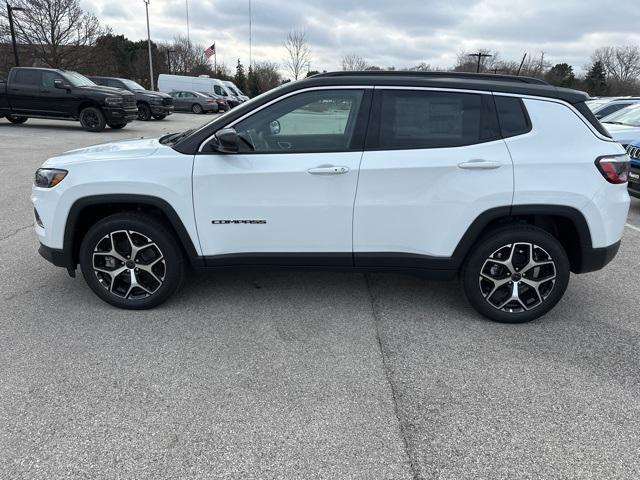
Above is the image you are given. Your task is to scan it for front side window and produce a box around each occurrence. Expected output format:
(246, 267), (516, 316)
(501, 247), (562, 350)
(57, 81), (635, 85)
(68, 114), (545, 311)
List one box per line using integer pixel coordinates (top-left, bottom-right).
(233, 89), (364, 153)
(41, 71), (63, 89)
(214, 85), (226, 96)
(374, 90), (498, 149)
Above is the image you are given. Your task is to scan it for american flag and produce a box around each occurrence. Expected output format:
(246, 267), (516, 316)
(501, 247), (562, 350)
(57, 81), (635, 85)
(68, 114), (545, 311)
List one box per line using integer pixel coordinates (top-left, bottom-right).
(204, 43), (216, 58)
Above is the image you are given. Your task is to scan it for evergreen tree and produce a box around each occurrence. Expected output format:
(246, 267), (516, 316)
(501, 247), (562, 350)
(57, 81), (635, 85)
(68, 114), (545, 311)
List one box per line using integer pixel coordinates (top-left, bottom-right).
(235, 59), (247, 93)
(584, 61), (608, 96)
(544, 63), (575, 88)
(247, 66), (260, 98)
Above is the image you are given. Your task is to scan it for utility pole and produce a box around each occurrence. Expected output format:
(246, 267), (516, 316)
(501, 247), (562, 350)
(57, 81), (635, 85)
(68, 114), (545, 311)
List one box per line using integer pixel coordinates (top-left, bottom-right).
(143, 0), (154, 90)
(468, 52), (492, 73)
(6, 3), (23, 67)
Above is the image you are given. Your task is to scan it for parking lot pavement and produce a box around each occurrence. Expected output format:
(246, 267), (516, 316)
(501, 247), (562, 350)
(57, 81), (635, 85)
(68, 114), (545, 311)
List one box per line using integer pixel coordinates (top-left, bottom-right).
(1, 116), (639, 479)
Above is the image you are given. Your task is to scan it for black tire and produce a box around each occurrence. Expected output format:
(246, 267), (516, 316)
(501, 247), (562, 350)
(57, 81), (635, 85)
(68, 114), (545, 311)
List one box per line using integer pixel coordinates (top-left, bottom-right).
(107, 122), (127, 129)
(461, 225), (570, 323)
(7, 114), (27, 124)
(191, 103), (203, 114)
(79, 212), (185, 310)
(137, 103), (152, 121)
(153, 114), (167, 120)
(79, 107), (106, 132)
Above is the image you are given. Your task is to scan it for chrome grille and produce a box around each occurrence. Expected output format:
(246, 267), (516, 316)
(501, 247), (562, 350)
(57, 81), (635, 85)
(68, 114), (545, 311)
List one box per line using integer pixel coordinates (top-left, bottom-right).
(626, 145), (640, 160)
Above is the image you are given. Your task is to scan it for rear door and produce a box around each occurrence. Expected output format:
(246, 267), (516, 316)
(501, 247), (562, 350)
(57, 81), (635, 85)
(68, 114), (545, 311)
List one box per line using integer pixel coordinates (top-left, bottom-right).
(8, 69), (41, 114)
(353, 88), (514, 267)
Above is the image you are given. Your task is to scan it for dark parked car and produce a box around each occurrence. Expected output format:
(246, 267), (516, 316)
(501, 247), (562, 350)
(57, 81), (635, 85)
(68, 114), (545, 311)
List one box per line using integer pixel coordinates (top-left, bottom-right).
(627, 141), (640, 199)
(0, 67), (137, 131)
(197, 91), (230, 111)
(168, 91), (220, 114)
(89, 76), (173, 121)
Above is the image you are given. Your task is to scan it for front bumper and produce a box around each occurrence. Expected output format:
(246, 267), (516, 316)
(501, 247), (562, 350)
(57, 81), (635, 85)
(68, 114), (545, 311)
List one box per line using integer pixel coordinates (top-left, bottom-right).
(38, 243), (75, 277)
(151, 104), (174, 115)
(104, 106), (139, 123)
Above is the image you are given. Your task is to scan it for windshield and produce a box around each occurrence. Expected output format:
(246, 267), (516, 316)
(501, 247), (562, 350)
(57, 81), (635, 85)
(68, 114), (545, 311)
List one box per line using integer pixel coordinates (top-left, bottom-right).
(601, 105), (640, 126)
(66, 72), (96, 87)
(120, 79), (146, 91)
(228, 86), (240, 96)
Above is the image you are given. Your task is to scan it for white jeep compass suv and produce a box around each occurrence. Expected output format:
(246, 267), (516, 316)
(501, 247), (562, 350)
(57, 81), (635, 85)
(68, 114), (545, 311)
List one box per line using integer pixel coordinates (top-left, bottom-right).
(32, 72), (630, 323)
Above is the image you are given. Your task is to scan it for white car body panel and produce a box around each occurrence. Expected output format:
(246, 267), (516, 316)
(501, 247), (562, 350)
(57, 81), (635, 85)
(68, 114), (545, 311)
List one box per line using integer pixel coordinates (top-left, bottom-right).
(192, 151), (363, 255)
(32, 139), (200, 254)
(507, 98), (628, 248)
(603, 123), (640, 146)
(353, 139), (513, 257)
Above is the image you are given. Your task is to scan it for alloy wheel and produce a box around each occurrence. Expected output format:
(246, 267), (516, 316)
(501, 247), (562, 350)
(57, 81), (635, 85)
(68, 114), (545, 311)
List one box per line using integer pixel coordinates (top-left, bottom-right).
(92, 230), (166, 299)
(478, 242), (557, 313)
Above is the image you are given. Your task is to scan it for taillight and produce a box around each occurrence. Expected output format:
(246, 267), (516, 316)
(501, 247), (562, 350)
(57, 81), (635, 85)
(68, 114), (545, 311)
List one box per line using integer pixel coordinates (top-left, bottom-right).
(595, 155), (630, 184)
(206, 98), (215, 103)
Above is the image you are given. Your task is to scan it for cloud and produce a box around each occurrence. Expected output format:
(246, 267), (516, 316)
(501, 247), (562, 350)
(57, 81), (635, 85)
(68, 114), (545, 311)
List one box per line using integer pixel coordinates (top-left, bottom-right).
(80, 0), (640, 76)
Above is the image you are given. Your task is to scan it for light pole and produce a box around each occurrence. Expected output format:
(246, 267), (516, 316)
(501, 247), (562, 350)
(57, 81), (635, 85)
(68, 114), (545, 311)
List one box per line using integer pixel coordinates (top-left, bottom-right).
(185, 0), (190, 44)
(249, 0), (252, 67)
(6, 3), (24, 67)
(143, 0), (154, 90)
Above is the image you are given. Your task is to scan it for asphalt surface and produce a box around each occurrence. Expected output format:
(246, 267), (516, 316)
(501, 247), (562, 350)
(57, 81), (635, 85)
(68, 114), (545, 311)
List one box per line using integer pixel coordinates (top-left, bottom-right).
(1, 114), (639, 479)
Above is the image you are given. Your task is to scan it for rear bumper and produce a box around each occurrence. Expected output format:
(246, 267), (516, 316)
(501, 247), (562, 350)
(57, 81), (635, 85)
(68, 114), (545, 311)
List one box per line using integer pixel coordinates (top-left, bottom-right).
(575, 240), (621, 274)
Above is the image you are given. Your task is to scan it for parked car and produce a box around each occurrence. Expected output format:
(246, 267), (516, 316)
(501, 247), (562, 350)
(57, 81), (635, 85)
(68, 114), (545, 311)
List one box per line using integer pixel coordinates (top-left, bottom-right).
(0, 67), (137, 131)
(587, 97), (640, 119)
(32, 71), (629, 323)
(600, 103), (640, 147)
(222, 80), (249, 102)
(168, 90), (219, 113)
(627, 141), (640, 198)
(88, 76), (173, 121)
(197, 92), (230, 111)
(158, 74), (241, 107)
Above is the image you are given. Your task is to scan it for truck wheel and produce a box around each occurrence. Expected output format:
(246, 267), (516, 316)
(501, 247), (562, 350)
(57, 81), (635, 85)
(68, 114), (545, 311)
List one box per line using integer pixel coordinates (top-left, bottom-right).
(79, 212), (184, 309)
(153, 114), (167, 120)
(79, 107), (106, 132)
(191, 104), (203, 114)
(137, 103), (152, 121)
(107, 122), (127, 129)
(461, 225), (570, 323)
(7, 114), (27, 124)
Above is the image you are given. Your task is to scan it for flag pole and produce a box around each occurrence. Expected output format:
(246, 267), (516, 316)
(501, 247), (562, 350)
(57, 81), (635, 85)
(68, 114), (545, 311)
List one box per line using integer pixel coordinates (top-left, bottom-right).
(214, 43), (217, 75)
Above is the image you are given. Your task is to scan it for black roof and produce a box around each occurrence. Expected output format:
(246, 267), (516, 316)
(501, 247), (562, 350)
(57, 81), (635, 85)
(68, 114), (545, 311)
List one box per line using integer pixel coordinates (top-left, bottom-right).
(301, 71), (588, 104)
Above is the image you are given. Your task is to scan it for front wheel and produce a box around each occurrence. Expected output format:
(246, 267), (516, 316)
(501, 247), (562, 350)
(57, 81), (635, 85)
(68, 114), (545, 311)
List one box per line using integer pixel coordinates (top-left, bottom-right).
(461, 225), (570, 323)
(7, 114), (27, 124)
(137, 103), (152, 121)
(79, 213), (184, 309)
(191, 103), (203, 114)
(79, 107), (106, 132)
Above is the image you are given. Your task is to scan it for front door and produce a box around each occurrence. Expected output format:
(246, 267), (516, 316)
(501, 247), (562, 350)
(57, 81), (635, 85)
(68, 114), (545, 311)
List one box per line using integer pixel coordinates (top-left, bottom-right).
(192, 88), (371, 266)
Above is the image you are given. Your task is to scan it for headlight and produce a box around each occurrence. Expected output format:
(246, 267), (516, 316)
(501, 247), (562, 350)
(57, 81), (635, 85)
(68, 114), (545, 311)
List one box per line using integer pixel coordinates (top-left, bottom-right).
(150, 97), (163, 104)
(105, 96), (123, 106)
(35, 168), (67, 188)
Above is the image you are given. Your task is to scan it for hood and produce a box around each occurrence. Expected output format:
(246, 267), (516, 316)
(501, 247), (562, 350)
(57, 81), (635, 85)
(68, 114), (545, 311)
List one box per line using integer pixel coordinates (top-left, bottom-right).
(81, 84), (131, 97)
(604, 123), (640, 145)
(44, 138), (163, 167)
(136, 90), (171, 99)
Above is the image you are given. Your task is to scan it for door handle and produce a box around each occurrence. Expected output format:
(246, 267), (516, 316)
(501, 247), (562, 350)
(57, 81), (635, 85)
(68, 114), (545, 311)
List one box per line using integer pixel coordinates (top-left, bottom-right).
(458, 160), (502, 170)
(307, 166), (350, 175)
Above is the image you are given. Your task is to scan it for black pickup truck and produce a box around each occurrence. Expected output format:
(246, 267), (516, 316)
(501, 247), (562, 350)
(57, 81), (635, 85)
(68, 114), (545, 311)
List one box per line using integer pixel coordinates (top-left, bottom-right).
(88, 76), (174, 121)
(0, 67), (138, 132)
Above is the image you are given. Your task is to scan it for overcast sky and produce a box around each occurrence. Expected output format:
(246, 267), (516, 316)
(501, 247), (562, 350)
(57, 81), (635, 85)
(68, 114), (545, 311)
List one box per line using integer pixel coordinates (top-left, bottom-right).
(80, 0), (640, 76)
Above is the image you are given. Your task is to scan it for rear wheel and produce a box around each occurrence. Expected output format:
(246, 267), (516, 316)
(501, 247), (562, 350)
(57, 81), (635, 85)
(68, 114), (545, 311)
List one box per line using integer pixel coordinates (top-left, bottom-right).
(153, 114), (167, 120)
(137, 103), (152, 121)
(7, 114), (27, 124)
(79, 213), (184, 309)
(461, 225), (570, 323)
(79, 107), (106, 132)
(191, 103), (203, 114)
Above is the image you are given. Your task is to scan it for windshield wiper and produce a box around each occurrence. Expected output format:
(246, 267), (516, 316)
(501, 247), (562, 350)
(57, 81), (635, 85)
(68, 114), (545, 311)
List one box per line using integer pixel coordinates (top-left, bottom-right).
(160, 129), (193, 145)
(603, 121), (625, 125)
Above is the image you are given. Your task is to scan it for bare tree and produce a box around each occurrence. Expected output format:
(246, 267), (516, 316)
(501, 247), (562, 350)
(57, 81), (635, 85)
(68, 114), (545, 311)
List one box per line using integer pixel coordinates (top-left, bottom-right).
(341, 54), (368, 71)
(158, 36), (210, 75)
(592, 46), (640, 84)
(453, 49), (500, 73)
(0, 0), (106, 69)
(283, 28), (311, 80)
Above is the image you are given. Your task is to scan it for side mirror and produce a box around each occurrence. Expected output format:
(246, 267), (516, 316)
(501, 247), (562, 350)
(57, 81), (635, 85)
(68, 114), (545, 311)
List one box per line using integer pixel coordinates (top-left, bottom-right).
(269, 120), (281, 135)
(211, 128), (239, 153)
(54, 79), (70, 90)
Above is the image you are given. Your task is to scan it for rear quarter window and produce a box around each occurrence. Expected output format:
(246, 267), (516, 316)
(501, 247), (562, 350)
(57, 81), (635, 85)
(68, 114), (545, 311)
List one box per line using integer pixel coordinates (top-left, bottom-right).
(494, 96), (531, 138)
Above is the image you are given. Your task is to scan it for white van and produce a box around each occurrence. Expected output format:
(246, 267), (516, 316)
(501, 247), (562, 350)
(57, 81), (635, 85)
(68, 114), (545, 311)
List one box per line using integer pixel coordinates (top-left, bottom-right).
(157, 74), (242, 107)
(222, 80), (249, 102)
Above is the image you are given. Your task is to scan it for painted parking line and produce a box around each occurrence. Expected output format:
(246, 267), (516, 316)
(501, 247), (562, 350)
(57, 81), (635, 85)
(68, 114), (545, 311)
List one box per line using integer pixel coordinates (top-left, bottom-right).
(625, 223), (640, 233)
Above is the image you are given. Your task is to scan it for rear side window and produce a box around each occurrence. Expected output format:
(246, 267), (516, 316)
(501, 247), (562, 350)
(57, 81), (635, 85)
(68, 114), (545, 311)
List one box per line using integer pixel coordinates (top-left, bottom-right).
(14, 69), (40, 86)
(371, 90), (499, 149)
(494, 96), (531, 138)
(595, 103), (629, 119)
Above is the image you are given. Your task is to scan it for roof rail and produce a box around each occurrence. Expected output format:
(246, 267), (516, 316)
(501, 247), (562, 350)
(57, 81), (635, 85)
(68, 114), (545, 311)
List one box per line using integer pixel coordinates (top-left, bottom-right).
(312, 70), (549, 85)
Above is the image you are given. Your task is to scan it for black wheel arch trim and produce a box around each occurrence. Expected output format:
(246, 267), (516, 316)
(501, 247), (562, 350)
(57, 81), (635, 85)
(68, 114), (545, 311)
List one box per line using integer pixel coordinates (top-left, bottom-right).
(62, 194), (203, 274)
